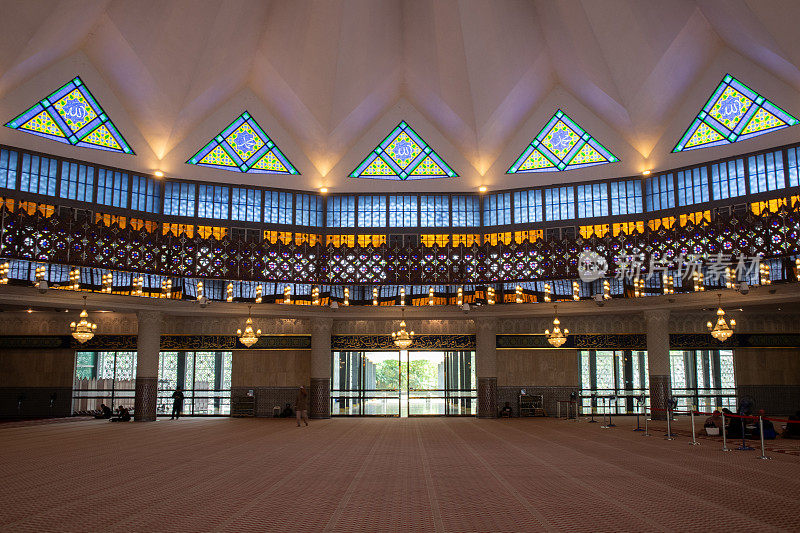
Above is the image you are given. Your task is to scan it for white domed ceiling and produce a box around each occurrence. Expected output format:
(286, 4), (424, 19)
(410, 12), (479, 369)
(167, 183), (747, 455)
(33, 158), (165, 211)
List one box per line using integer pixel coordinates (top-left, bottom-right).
(1, 0), (799, 193)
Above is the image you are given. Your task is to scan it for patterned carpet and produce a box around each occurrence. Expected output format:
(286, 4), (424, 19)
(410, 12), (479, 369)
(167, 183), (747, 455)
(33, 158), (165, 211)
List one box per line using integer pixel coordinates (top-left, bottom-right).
(1, 416), (799, 532)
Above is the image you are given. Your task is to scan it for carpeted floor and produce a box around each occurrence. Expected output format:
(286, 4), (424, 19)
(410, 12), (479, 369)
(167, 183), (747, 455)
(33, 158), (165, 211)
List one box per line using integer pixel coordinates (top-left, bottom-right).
(1, 416), (799, 532)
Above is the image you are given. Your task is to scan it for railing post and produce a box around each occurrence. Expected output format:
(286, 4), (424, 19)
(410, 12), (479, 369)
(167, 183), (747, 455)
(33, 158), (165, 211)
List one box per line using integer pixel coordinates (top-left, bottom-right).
(690, 406), (699, 445)
(757, 416), (771, 460)
(665, 407), (674, 440)
(721, 411), (730, 452)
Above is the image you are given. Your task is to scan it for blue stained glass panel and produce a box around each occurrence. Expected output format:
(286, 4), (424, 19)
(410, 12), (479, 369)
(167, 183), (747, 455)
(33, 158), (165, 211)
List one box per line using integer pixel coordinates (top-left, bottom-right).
(264, 191), (292, 224)
(327, 196), (356, 227)
(97, 169), (129, 208)
(452, 195), (479, 227)
(544, 186), (574, 221)
(420, 195), (449, 227)
(163, 182), (196, 217)
(295, 193), (322, 226)
(711, 159), (746, 200)
(788, 147), (800, 188)
(513, 190), (542, 224)
(0, 149), (18, 190)
(483, 192), (511, 226)
(645, 173), (675, 211)
(577, 183), (608, 218)
(357, 195), (387, 227)
(59, 162), (94, 202)
(19, 153), (57, 195)
(609, 179), (642, 216)
(131, 175), (160, 213)
(388, 195), (418, 227)
(676, 167), (709, 206)
(748, 150), (785, 193)
(198, 185), (229, 219)
(231, 187), (262, 222)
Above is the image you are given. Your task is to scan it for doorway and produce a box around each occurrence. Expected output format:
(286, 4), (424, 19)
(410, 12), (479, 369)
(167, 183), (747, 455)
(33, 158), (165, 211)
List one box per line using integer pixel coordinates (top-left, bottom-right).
(331, 350), (476, 417)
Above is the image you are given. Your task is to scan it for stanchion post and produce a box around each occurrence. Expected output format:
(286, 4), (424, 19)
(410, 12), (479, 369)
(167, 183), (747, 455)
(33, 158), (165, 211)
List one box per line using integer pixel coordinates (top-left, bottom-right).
(643, 406), (651, 437)
(721, 411), (730, 452)
(665, 408), (674, 440)
(757, 416), (771, 460)
(690, 407), (699, 446)
(737, 415), (754, 451)
(557, 401), (561, 419)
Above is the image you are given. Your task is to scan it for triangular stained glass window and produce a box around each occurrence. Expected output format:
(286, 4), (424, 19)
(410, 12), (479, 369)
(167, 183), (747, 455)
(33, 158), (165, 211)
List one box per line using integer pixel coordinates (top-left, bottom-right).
(507, 110), (618, 173)
(187, 111), (299, 175)
(5, 76), (134, 154)
(673, 74), (799, 152)
(349, 121), (457, 180)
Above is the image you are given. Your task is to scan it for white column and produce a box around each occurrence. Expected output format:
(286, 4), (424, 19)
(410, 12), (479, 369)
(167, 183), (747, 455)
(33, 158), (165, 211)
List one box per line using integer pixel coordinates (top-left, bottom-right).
(134, 310), (162, 421)
(476, 317), (498, 418)
(310, 318), (332, 418)
(644, 309), (671, 420)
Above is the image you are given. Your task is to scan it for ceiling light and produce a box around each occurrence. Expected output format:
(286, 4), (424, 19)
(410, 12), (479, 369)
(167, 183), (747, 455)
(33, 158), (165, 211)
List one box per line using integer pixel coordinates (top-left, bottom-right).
(26, 308), (33, 314)
(642, 170), (651, 176)
(319, 187), (328, 194)
(545, 305), (568, 348)
(70, 295), (97, 344)
(478, 186), (487, 193)
(707, 294), (735, 342)
(154, 170), (164, 177)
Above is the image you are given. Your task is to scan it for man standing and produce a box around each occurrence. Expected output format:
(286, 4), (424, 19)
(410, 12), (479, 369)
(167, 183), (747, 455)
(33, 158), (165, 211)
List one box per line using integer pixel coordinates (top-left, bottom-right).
(296, 385), (308, 427)
(171, 386), (184, 420)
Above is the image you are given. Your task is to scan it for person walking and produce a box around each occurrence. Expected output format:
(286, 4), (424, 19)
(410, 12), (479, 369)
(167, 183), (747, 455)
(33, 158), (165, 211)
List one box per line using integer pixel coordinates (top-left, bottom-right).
(171, 386), (184, 420)
(296, 385), (309, 427)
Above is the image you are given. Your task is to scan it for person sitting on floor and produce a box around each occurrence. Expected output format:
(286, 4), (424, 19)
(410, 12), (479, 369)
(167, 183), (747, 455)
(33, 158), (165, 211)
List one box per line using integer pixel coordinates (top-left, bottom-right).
(702, 410), (723, 434)
(783, 411), (800, 439)
(279, 403), (294, 418)
(110, 405), (131, 422)
(94, 403), (112, 419)
(751, 409), (777, 440)
(499, 402), (513, 418)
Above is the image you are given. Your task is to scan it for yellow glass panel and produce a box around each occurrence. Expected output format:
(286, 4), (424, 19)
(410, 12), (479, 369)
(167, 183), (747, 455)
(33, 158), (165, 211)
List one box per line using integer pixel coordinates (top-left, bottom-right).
(421, 234), (450, 247)
(483, 232), (512, 245)
(326, 235), (355, 247)
(95, 213), (127, 228)
(751, 198), (787, 215)
(130, 219), (157, 232)
(162, 223), (194, 237)
(452, 234), (480, 247)
(197, 226), (227, 240)
(357, 234), (385, 247)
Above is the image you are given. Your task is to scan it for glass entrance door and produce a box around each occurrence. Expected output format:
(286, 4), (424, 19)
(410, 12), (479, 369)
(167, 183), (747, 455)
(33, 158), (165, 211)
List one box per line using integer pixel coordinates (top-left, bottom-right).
(331, 350), (476, 417)
(407, 351), (476, 416)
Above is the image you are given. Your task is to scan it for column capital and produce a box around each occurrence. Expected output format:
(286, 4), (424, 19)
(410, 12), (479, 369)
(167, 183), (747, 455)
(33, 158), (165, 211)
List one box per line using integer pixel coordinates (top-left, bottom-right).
(474, 317), (497, 334)
(643, 309), (670, 325)
(136, 310), (163, 328)
(311, 317), (333, 335)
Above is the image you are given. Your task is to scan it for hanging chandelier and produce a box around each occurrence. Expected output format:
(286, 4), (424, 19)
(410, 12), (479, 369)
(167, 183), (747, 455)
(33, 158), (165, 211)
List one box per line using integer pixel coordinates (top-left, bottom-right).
(237, 306), (262, 348)
(545, 305), (568, 348)
(707, 294), (735, 342)
(392, 309), (415, 349)
(70, 295), (97, 344)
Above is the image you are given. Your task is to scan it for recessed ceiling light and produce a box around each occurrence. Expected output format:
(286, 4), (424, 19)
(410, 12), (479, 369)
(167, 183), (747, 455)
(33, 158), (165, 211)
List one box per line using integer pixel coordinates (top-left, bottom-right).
(154, 170), (164, 178)
(26, 308), (33, 314)
(478, 186), (487, 193)
(319, 187), (328, 194)
(642, 170), (651, 176)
